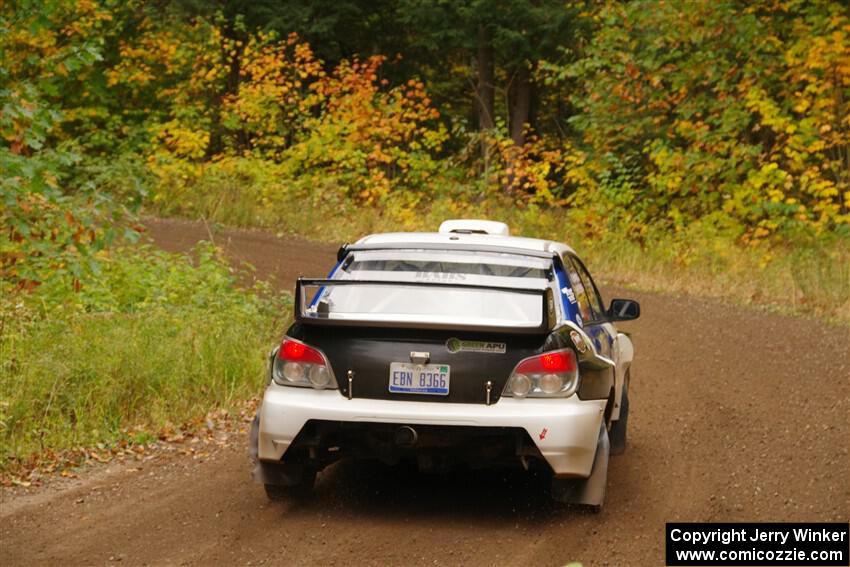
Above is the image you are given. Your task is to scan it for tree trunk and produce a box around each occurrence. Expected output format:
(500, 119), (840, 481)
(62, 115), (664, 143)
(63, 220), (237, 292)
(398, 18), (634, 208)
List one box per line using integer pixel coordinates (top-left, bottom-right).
(505, 64), (535, 193)
(509, 64), (532, 146)
(207, 22), (247, 158)
(476, 25), (495, 132)
(476, 25), (495, 164)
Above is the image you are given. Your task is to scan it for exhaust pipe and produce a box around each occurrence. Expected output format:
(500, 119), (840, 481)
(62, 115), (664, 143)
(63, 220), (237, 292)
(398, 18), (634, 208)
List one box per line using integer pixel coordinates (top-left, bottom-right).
(394, 425), (418, 447)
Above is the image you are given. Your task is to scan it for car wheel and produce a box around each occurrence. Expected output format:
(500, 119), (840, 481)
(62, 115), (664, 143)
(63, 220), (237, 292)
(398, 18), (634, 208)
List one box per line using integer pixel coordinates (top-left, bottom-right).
(550, 477), (604, 513)
(609, 372), (629, 455)
(264, 469), (317, 502)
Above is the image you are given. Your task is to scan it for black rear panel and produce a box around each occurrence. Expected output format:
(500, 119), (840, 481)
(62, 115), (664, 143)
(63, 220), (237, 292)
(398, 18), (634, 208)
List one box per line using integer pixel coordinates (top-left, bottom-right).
(291, 324), (548, 404)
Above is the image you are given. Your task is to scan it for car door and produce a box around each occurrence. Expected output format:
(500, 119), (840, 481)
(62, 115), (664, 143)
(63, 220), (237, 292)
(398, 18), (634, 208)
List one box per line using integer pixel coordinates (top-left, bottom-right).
(563, 255), (620, 408)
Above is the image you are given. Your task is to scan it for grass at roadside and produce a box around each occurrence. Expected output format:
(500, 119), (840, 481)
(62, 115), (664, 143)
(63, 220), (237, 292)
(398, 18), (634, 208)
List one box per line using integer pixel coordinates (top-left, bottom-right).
(149, 179), (850, 325)
(0, 243), (290, 473)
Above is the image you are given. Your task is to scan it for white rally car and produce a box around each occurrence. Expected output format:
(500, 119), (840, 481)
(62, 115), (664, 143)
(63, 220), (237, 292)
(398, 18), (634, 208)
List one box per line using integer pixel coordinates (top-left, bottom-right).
(250, 220), (639, 509)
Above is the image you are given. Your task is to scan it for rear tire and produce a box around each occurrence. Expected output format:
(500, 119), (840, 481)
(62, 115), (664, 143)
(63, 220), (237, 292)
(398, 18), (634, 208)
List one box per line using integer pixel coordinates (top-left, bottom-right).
(550, 478), (605, 514)
(264, 469), (317, 502)
(609, 373), (630, 455)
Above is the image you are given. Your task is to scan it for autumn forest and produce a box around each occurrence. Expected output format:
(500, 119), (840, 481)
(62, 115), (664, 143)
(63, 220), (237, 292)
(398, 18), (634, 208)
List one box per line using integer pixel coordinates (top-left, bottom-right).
(1, 0), (848, 469)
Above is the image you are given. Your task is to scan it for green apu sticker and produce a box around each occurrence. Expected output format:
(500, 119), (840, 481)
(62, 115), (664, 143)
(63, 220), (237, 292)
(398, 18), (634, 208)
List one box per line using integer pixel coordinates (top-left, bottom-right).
(445, 338), (506, 354)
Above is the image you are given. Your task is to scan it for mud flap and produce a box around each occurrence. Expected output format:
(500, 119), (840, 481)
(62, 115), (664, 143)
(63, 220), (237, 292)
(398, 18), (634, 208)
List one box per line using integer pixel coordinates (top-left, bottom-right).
(249, 412), (306, 487)
(551, 423), (609, 508)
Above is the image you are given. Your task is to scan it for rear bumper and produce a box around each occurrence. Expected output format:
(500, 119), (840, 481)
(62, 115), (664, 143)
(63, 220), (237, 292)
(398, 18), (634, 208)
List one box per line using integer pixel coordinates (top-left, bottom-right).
(258, 384), (605, 477)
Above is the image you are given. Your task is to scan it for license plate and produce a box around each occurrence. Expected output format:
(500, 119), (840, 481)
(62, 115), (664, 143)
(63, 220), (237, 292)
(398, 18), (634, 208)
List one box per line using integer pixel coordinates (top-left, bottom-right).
(389, 362), (450, 396)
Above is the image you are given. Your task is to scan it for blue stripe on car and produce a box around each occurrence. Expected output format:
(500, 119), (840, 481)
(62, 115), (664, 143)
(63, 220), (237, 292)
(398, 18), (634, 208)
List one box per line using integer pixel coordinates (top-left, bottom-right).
(308, 259), (344, 307)
(553, 261), (581, 326)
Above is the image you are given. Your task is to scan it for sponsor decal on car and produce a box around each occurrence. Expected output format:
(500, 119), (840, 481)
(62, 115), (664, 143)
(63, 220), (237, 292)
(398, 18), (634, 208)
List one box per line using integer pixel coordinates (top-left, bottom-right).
(415, 271), (466, 282)
(570, 330), (588, 353)
(445, 338), (506, 354)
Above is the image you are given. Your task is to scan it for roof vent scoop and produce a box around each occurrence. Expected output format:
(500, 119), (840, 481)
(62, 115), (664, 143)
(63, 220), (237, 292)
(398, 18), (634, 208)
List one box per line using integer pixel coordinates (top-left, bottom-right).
(438, 219), (510, 236)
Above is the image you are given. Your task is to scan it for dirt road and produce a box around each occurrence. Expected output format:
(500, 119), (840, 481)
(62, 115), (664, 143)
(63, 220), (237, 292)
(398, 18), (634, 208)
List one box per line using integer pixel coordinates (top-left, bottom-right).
(3, 218), (848, 566)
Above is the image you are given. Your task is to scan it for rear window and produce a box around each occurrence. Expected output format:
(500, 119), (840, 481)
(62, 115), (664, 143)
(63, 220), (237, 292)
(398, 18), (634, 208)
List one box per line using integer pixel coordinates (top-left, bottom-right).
(308, 249), (554, 329)
(341, 250), (552, 282)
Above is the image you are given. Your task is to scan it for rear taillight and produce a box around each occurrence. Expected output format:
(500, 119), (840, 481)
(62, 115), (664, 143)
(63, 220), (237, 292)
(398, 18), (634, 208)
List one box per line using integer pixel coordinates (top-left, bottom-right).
(503, 348), (579, 398)
(272, 338), (337, 389)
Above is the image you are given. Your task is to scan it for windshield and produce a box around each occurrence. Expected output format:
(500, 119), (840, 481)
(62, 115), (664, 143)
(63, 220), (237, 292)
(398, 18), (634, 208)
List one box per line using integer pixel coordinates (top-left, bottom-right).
(307, 249), (554, 328)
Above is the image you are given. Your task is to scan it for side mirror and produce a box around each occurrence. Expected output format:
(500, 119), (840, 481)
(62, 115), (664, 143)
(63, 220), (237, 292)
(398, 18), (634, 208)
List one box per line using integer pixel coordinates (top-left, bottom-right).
(607, 298), (640, 321)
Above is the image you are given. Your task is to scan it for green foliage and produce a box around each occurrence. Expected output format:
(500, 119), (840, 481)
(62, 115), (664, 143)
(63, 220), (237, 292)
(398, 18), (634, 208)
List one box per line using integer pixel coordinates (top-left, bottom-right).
(143, 32), (447, 207)
(0, 243), (289, 466)
(1, 0), (138, 299)
(546, 0), (849, 236)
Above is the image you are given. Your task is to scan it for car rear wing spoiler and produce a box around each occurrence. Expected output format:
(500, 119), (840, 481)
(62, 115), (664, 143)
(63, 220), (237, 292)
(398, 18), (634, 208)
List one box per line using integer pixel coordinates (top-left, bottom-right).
(294, 278), (557, 335)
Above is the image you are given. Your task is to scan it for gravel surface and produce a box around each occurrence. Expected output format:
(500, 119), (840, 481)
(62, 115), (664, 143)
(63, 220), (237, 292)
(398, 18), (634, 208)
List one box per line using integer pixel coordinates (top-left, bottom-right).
(2, 217), (847, 566)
